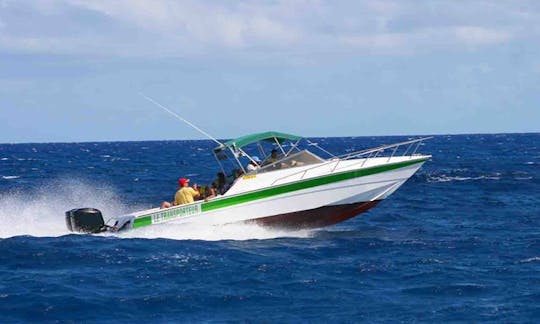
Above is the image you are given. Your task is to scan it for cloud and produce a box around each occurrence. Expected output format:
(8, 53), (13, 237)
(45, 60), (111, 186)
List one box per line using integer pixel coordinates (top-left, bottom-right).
(0, 0), (536, 58)
(66, 0), (302, 48)
(454, 26), (512, 45)
(340, 26), (513, 55)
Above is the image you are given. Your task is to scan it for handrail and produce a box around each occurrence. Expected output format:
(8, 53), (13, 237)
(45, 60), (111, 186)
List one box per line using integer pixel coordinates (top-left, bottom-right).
(270, 136), (432, 186)
(337, 137), (432, 160)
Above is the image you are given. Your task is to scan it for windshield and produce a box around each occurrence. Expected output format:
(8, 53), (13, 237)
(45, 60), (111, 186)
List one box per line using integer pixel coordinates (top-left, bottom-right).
(256, 150), (324, 173)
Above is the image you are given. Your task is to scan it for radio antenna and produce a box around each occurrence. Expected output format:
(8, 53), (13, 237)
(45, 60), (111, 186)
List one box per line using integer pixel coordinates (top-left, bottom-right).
(139, 93), (223, 146)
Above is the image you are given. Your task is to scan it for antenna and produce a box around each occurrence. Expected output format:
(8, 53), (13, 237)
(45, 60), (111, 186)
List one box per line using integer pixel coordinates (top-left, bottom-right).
(139, 93), (223, 146)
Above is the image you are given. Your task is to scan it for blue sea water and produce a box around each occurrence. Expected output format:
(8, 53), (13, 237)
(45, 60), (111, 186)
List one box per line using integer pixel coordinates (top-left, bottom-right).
(0, 133), (539, 322)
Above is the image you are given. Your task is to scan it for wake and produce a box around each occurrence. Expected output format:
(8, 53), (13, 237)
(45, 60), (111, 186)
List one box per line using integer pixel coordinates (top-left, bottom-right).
(0, 179), (130, 239)
(0, 179), (311, 240)
(116, 221), (312, 241)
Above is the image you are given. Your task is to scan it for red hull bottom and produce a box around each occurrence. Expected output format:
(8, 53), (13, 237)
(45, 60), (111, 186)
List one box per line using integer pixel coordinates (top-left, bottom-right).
(249, 200), (381, 230)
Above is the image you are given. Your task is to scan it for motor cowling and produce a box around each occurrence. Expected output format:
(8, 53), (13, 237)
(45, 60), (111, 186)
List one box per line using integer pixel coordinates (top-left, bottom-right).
(65, 208), (106, 233)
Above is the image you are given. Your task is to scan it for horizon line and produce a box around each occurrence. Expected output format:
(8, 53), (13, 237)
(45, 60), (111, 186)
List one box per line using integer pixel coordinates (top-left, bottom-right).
(1, 131), (538, 146)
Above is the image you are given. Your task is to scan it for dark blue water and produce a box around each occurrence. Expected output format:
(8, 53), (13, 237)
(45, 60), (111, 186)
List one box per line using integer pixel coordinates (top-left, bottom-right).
(1, 134), (539, 322)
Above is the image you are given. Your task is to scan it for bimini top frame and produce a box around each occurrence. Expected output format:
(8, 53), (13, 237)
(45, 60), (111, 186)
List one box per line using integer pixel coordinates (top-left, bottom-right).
(213, 131), (304, 174)
(214, 131), (302, 153)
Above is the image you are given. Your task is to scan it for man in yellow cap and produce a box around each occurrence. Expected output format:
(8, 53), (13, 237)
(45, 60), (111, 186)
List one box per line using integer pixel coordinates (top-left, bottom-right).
(160, 178), (200, 209)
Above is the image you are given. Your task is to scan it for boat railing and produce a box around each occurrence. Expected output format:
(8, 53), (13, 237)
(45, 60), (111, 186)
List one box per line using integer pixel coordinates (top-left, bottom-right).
(335, 136), (432, 161)
(270, 136), (432, 186)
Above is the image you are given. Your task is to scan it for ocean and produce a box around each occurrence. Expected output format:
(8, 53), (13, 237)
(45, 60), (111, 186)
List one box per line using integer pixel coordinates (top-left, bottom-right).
(0, 133), (539, 322)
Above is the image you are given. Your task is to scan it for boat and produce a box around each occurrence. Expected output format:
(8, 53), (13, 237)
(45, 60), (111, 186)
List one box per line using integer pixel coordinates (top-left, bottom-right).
(65, 131), (431, 233)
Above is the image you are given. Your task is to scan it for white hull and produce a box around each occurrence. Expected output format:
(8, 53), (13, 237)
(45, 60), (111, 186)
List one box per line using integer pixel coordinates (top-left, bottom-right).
(121, 156), (428, 230)
(175, 161), (421, 226)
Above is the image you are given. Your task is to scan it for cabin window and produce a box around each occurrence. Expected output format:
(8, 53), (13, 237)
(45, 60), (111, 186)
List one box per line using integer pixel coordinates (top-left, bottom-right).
(257, 150), (324, 173)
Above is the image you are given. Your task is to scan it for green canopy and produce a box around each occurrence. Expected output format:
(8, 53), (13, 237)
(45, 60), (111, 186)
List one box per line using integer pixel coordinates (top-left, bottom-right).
(214, 131), (302, 152)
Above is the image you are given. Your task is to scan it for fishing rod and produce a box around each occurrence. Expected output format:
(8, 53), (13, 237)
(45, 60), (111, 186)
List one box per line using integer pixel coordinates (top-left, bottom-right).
(139, 93), (224, 146)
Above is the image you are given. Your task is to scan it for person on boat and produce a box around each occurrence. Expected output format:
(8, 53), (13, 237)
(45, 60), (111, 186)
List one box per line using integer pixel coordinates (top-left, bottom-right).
(204, 182), (218, 201)
(270, 149), (279, 162)
(262, 149), (280, 167)
(160, 178), (200, 208)
(213, 172), (229, 195)
(234, 168), (244, 178)
(246, 156), (261, 172)
(204, 172), (230, 201)
(196, 185), (209, 201)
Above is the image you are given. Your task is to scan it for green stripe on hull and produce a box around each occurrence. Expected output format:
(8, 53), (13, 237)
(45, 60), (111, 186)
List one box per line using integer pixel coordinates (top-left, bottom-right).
(133, 216), (152, 227)
(132, 158), (427, 228)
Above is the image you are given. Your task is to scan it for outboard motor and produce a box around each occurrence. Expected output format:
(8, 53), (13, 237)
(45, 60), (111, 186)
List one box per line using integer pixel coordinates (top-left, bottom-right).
(65, 208), (107, 233)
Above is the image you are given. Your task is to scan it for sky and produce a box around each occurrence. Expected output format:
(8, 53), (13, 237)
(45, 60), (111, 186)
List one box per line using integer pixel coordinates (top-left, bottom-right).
(0, 0), (539, 143)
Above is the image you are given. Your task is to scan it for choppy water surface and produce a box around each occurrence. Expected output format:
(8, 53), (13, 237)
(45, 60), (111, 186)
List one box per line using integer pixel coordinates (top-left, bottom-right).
(0, 134), (539, 322)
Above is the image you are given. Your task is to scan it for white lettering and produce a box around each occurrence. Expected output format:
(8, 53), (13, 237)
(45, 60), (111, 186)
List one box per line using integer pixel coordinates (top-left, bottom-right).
(151, 203), (202, 224)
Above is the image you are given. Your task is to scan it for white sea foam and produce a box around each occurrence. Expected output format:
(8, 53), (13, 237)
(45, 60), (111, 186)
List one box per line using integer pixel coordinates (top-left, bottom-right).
(2, 176), (20, 180)
(427, 175), (500, 183)
(0, 180), (130, 239)
(0, 179), (311, 241)
(514, 176), (533, 180)
(520, 256), (540, 263)
(115, 222), (313, 241)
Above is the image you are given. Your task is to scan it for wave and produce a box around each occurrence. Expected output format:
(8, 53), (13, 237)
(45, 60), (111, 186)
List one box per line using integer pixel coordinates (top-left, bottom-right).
(0, 179), (311, 241)
(423, 169), (536, 183)
(520, 256), (540, 263)
(1, 176), (20, 180)
(427, 174), (501, 183)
